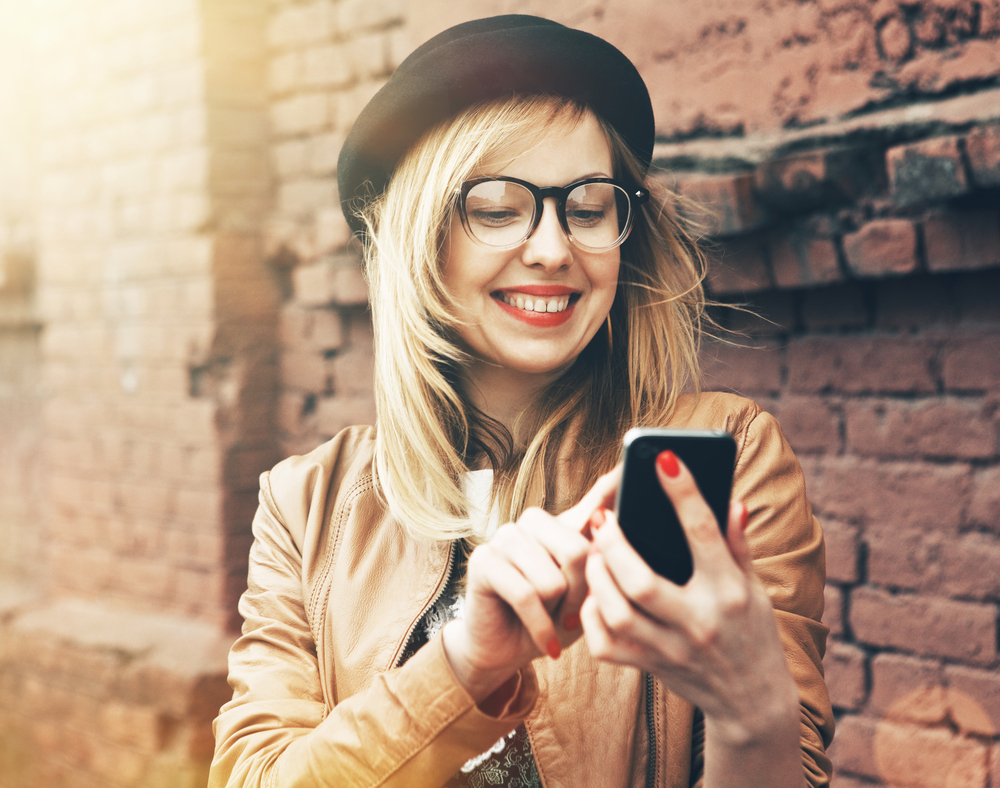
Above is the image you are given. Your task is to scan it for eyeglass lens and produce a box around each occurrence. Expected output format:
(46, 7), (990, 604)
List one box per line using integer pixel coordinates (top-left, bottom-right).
(463, 181), (630, 250)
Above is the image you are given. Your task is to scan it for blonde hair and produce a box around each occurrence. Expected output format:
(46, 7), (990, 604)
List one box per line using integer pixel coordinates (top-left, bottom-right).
(359, 94), (708, 544)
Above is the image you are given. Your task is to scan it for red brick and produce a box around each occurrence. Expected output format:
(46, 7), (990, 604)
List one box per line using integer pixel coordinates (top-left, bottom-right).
(879, 15), (912, 61)
(964, 124), (1000, 188)
(887, 136), (969, 207)
(329, 346), (375, 399)
(923, 208), (1000, 273)
(945, 665), (1000, 736)
(872, 720), (987, 788)
(799, 457), (970, 533)
(699, 340), (783, 396)
(774, 395), (841, 454)
(769, 229), (842, 288)
(850, 586), (997, 665)
(843, 219), (919, 278)
(967, 467), (1000, 533)
(942, 332), (1000, 392)
(823, 519), (859, 584)
(705, 237), (773, 295)
(800, 283), (868, 330)
(787, 335), (936, 394)
(824, 641), (868, 711)
(845, 397), (996, 460)
(316, 394), (376, 436)
(280, 349), (327, 394)
(676, 171), (766, 237)
(870, 653), (946, 724)
(827, 714), (879, 781)
(867, 525), (943, 597)
(824, 584), (844, 638)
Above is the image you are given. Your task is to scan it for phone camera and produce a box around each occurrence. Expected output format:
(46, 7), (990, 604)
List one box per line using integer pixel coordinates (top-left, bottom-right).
(635, 443), (656, 459)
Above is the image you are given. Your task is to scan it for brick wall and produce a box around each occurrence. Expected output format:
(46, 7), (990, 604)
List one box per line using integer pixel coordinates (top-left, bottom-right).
(0, 0), (277, 785)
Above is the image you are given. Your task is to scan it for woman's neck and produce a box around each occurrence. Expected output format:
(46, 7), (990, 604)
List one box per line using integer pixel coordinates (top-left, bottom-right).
(461, 359), (559, 434)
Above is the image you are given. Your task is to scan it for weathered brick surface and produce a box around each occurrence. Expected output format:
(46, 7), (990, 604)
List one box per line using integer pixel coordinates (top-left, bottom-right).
(822, 519), (860, 584)
(965, 124), (1000, 187)
(755, 146), (881, 213)
(678, 172), (766, 237)
(869, 653), (946, 723)
(850, 587), (997, 665)
(843, 219), (919, 278)
(844, 397), (997, 460)
(887, 135), (969, 207)
(923, 208), (1000, 273)
(768, 225), (842, 288)
(824, 641), (868, 711)
(944, 665), (1000, 736)
(787, 335), (936, 394)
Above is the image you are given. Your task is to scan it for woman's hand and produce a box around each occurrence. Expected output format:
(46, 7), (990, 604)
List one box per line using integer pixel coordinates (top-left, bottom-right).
(581, 452), (802, 787)
(441, 469), (619, 706)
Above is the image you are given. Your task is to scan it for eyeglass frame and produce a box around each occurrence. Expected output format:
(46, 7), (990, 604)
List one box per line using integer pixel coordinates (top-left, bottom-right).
(456, 176), (650, 252)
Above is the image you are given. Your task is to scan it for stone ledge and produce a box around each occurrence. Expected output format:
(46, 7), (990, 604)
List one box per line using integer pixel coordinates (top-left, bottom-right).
(653, 87), (1000, 170)
(7, 596), (234, 677)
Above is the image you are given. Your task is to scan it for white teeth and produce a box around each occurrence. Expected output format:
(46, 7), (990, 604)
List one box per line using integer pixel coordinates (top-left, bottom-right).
(502, 294), (571, 313)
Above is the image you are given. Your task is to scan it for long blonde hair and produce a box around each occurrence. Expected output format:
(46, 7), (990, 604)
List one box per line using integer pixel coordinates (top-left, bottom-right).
(360, 94), (708, 544)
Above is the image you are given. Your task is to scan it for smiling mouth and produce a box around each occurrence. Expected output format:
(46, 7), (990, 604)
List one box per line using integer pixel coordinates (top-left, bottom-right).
(494, 292), (578, 313)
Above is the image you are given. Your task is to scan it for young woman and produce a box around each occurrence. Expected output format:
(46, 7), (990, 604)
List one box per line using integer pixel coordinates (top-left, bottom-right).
(210, 15), (833, 788)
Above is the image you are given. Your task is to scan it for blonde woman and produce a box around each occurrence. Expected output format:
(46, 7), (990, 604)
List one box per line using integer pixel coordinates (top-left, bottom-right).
(211, 15), (833, 788)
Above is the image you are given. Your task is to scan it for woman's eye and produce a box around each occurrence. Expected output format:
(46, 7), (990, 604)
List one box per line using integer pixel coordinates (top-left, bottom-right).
(471, 208), (520, 226)
(567, 207), (606, 227)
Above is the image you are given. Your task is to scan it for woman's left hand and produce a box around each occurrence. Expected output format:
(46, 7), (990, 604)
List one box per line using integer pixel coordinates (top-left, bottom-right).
(580, 452), (800, 750)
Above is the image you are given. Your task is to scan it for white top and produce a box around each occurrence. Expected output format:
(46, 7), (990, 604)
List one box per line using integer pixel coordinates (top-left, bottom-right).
(461, 468), (501, 540)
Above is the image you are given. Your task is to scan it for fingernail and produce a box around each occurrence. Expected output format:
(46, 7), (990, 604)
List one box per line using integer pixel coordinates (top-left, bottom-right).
(546, 636), (562, 659)
(589, 539), (600, 555)
(657, 450), (680, 478)
(740, 503), (749, 532)
(590, 508), (607, 530)
(563, 612), (581, 630)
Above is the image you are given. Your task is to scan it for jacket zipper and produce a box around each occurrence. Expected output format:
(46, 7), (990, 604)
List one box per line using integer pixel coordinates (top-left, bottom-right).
(393, 540), (458, 667)
(645, 672), (657, 788)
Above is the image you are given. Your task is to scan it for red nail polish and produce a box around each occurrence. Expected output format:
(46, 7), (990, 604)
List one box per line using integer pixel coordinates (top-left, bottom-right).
(591, 508), (607, 530)
(563, 613), (581, 631)
(657, 450), (680, 478)
(740, 503), (749, 532)
(546, 636), (562, 659)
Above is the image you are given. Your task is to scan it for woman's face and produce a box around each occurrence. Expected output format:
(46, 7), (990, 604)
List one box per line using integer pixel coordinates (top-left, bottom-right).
(442, 112), (620, 389)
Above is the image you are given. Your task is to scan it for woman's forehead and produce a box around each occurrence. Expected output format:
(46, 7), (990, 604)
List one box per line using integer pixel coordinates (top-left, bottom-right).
(472, 111), (614, 183)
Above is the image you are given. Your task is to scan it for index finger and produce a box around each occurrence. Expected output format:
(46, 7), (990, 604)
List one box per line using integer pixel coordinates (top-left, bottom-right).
(557, 465), (622, 535)
(655, 451), (734, 577)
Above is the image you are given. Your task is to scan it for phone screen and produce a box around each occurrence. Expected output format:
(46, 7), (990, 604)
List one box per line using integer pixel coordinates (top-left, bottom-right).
(614, 428), (737, 585)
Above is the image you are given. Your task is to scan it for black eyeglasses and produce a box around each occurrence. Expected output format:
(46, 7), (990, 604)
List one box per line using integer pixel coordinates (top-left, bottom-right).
(457, 176), (649, 252)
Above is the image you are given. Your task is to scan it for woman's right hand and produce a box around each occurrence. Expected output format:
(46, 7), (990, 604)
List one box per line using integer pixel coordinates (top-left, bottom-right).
(441, 469), (620, 706)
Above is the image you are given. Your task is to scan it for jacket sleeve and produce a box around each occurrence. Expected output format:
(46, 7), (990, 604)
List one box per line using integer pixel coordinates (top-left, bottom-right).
(209, 474), (538, 788)
(689, 407), (835, 788)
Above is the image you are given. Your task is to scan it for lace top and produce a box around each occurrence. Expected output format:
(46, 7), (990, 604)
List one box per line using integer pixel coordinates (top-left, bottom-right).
(397, 470), (542, 788)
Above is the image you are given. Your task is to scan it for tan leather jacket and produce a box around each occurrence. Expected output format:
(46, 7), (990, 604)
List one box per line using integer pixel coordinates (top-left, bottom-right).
(210, 393), (834, 788)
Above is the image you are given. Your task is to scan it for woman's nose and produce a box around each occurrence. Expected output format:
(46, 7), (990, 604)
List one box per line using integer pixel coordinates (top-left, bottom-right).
(521, 198), (572, 270)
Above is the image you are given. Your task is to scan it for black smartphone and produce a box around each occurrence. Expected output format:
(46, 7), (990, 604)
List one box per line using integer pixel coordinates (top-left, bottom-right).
(614, 428), (737, 585)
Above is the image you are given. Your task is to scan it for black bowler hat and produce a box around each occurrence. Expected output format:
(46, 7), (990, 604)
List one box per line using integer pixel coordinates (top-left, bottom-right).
(337, 14), (655, 234)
